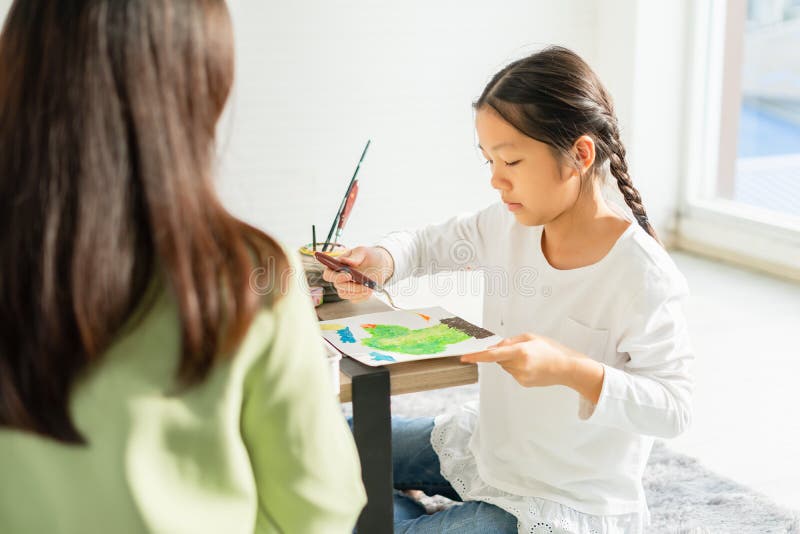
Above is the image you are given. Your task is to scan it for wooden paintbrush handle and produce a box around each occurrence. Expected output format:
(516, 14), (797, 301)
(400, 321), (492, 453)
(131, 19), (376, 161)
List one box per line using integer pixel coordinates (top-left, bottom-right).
(314, 252), (378, 290)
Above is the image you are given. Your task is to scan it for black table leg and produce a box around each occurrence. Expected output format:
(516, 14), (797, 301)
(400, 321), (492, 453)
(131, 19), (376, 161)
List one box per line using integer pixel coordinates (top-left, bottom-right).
(341, 357), (393, 534)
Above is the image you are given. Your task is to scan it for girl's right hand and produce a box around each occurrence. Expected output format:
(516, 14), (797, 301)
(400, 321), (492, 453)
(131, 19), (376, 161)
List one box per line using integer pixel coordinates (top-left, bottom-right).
(321, 246), (395, 302)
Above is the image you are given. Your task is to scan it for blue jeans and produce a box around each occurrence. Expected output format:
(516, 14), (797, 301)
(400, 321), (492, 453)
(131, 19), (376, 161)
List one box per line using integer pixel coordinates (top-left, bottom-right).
(347, 416), (517, 533)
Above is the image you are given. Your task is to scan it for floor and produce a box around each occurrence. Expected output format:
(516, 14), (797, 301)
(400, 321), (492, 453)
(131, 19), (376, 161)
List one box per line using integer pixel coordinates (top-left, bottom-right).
(666, 251), (800, 512)
(388, 249), (800, 512)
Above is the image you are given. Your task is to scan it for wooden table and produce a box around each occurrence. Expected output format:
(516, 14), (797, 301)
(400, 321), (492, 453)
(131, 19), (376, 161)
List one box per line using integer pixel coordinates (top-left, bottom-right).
(317, 297), (478, 534)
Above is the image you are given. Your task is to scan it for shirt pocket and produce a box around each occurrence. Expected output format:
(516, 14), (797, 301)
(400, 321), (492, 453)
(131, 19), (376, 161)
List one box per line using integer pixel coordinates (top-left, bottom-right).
(559, 316), (610, 364)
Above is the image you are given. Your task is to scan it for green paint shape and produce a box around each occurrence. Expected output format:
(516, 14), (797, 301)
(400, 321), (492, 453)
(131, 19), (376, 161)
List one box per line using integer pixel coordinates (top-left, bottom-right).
(361, 323), (470, 355)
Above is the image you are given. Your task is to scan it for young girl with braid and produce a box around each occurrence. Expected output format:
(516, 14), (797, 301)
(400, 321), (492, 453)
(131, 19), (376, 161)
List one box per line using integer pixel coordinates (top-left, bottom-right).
(324, 46), (694, 533)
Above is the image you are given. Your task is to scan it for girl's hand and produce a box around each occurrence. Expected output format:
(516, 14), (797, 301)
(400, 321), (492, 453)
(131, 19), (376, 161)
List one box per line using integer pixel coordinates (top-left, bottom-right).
(321, 246), (395, 302)
(460, 333), (582, 388)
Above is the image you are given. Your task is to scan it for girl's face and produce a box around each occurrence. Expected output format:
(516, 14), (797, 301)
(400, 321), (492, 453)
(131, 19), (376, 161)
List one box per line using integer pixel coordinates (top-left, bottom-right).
(475, 106), (580, 226)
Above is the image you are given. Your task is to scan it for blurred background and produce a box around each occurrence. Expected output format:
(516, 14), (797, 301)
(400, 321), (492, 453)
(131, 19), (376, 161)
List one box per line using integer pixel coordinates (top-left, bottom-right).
(1, 0), (797, 515)
(214, 0), (800, 279)
(217, 0), (685, 251)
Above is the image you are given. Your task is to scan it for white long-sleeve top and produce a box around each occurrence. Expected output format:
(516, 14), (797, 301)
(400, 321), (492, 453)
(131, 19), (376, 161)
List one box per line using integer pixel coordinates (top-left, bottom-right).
(376, 201), (694, 524)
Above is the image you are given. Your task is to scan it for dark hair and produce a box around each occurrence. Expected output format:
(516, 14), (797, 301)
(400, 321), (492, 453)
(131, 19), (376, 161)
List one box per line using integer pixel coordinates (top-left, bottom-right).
(475, 46), (660, 244)
(0, 0), (287, 443)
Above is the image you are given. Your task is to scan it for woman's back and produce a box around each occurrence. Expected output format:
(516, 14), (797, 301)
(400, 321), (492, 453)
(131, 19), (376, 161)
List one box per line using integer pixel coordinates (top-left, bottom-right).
(0, 1), (365, 531)
(0, 256), (366, 534)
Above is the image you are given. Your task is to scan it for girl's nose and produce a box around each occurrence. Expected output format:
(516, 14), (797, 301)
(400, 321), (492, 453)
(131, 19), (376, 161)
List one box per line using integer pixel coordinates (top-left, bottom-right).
(490, 170), (511, 191)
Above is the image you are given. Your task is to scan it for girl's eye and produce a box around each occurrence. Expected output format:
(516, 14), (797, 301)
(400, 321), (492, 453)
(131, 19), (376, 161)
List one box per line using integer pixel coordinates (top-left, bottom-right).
(483, 159), (521, 166)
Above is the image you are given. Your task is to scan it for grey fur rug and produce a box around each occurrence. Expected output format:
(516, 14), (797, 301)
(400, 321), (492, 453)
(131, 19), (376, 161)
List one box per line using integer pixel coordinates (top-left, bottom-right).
(344, 384), (800, 534)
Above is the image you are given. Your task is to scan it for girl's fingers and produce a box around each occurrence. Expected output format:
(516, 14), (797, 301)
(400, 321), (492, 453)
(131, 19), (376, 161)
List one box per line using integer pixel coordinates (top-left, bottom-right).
(493, 333), (536, 348)
(324, 270), (352, 285)
(460, 345), (518, 364)
(320, 246), (374, 300)
(338, 247), (366, 266)
(338, 254), (361, 266)
(334, 281), (369, 293)
(335, 282), (372, 299)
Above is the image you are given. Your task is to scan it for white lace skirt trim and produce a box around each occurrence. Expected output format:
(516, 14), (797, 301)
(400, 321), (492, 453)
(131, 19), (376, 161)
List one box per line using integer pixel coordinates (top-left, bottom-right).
(430, 405), (650, 534)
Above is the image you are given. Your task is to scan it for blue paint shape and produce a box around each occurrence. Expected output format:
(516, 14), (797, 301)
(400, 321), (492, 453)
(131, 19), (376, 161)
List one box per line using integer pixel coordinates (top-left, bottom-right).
(369, 351), (396, 362)
(336, 327), (356, 343)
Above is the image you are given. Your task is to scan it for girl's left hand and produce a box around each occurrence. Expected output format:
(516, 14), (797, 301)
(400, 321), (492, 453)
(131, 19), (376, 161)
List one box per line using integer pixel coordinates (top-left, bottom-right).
(461, 333), (580, 388)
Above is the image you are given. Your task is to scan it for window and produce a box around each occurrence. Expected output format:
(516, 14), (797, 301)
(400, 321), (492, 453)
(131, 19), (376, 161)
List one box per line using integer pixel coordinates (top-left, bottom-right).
(678, 0), (800, 279)
(728, 0), (800, 215)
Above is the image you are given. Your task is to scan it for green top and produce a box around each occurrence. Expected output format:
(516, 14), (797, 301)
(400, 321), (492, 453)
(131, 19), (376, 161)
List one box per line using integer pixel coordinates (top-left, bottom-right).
(0, 251), (366, 534)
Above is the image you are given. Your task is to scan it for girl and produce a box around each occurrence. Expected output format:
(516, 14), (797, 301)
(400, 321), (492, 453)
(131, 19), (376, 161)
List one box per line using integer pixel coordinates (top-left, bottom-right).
(0, 1), (365, 533)
(325, 46), (694, 533)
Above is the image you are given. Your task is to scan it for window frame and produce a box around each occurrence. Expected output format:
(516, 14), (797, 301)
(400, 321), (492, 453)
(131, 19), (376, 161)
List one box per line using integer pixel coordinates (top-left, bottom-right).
(677, 0), (800, 280)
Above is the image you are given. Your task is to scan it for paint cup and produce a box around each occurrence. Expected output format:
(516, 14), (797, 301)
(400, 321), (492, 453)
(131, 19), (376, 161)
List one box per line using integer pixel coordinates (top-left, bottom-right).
(323, 341), (342, 397)
(309, 285), (324, 307)
(298, 242), (348, 305)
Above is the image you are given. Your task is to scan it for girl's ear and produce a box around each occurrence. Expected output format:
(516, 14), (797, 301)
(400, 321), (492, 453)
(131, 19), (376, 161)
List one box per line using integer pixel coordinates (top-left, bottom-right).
(572, 135), (596, 175)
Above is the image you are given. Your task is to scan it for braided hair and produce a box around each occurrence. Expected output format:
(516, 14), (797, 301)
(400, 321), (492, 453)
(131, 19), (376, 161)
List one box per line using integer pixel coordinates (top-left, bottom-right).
(475, 46), (661, 244)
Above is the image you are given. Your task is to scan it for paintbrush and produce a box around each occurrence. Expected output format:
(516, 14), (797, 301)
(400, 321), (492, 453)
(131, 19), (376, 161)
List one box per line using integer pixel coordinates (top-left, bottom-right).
(332, 181), (358, 246)
(314, 251), (400, 309)
(322, 140), (371, 251)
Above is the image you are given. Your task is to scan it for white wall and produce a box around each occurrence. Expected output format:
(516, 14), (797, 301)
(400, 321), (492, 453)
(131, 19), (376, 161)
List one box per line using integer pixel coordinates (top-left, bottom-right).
(584, 0), (691, 244)
(0, 0), (689, 248)
(219, 1), (599, 249)
(629, 0), (691, 242)
(220, 0), (690, 249)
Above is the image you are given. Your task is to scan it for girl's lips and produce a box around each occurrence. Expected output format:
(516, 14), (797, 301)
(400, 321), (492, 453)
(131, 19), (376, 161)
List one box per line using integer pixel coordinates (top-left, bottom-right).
(505, 202), (523, 211)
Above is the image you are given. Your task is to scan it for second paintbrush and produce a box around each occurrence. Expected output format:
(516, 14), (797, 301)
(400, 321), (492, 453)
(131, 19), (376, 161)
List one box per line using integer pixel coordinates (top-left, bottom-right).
(322, 139), (370, 251)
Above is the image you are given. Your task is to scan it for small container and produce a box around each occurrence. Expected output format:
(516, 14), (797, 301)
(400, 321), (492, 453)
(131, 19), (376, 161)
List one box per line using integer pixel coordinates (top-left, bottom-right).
(323, 342), (342, 397)
(298, 242), (347, 304)
(309, 285), (324, 307)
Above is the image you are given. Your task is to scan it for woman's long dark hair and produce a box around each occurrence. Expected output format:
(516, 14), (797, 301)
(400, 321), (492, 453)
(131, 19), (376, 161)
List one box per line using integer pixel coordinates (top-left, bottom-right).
(0, 0), (287, 443)
(476, 46), (660, 244)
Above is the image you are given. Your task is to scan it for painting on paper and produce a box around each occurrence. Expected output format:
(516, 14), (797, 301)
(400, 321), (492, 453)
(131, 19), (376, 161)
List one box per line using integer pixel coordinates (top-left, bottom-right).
(320, 307), (501, 366)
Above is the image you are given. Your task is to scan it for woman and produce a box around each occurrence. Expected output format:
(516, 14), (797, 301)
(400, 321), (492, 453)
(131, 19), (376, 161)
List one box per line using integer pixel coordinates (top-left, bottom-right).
(0, 1), (366, 533)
